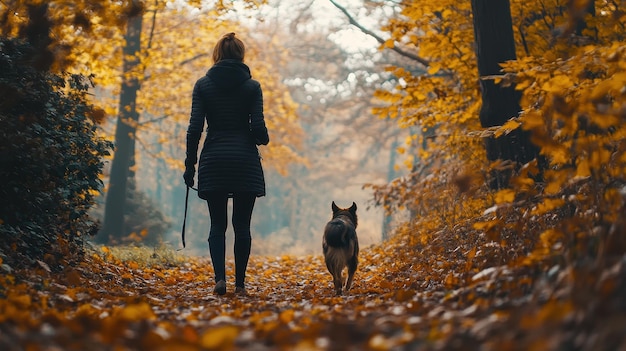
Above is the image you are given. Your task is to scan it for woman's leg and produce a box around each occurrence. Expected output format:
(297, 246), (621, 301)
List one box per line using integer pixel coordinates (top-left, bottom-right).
(232, 192), (256, 289)
(206, 192), (228, 285)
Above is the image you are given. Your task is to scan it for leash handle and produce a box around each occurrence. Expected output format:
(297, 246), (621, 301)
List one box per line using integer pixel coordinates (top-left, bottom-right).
(180, 186), (190, 249)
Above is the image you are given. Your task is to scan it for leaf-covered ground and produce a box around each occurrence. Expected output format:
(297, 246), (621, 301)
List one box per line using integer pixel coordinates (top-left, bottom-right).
(1, 222), (625, 351)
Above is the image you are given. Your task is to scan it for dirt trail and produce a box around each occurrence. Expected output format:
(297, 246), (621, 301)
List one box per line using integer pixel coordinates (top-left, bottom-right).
(0, 237), (441, 350)
(1, 232), (625, 350)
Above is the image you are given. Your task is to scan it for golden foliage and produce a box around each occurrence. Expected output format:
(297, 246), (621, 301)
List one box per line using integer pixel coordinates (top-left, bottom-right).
(364, 2), (626, 348)
(372, 0), (482, 169)
(0, 0), (304, 176)
(2, 1), (626, 349)
(371, 0), (626, 260)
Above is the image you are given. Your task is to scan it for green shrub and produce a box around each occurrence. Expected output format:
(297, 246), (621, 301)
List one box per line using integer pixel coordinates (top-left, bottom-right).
(0, 38), (112, 268)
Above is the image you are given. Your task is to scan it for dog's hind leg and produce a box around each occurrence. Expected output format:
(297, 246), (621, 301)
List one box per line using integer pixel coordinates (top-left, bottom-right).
(333, 272), (343, 296)
(344, 254), (358, 292)
(325, 259), (343, 295)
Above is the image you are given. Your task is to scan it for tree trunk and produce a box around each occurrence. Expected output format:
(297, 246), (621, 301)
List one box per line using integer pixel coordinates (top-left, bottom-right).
(575, 0), (596, 36)
(471, 0), (539, 189)
(99, 13), (143, 243)
(382, 139), (399, 240)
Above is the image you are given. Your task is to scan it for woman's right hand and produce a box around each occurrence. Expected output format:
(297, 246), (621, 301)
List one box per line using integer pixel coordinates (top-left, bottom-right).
(183, 167), (195, 187)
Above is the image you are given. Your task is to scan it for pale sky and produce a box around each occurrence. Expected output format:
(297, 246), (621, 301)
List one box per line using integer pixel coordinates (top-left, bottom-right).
(305, 0), (381, 53)
(165, 0), (381, 52)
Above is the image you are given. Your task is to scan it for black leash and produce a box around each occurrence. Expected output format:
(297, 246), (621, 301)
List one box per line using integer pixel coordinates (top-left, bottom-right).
(179, 185), (198, 250)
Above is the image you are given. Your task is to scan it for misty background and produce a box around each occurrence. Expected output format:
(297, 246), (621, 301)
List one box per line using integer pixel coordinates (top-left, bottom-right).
(89, 0), (414, 256)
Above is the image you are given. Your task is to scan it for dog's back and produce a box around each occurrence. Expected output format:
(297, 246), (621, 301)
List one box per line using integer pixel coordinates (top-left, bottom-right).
(324, 217), (356, 248)
(323, 201), (359, 295)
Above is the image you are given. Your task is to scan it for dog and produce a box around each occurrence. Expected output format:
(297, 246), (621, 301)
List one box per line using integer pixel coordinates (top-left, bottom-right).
(323, 201), (359, 296)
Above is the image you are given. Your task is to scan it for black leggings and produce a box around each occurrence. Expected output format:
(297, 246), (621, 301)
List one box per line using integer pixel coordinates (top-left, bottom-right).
(206, 192), (256, 288)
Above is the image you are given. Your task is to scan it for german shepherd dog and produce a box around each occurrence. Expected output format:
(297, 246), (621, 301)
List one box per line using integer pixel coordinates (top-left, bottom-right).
(323, 201), (359, 296)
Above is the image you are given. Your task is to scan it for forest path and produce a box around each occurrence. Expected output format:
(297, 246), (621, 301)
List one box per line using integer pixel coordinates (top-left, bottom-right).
(77, 244), (425, 350)
(0, 236), (455, 350)
(2, 229), (619, 350)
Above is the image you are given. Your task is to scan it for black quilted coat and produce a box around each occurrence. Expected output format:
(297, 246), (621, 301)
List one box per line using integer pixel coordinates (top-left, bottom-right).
(185, 59), (269, 200)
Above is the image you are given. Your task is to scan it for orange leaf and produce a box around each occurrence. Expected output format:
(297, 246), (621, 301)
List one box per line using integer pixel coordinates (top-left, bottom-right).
(279, 309), (295, 324)
(494, 189), (515, 203)
(532, 198), (565, 215)
(200, 325), (239, 350)
(117, 302), (156, 322)
(181, 324), (199, 343)
(9, 293), (31, 308)
(395, 289), (415, 302)
(465, 246), (477, 271)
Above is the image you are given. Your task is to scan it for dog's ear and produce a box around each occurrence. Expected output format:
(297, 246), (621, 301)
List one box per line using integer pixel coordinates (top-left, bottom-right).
(349, 202), (357, 212)
(332, 201), (339, 213)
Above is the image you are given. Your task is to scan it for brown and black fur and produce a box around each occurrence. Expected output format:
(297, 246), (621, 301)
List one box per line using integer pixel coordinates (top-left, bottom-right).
(323, 201), (359, 296)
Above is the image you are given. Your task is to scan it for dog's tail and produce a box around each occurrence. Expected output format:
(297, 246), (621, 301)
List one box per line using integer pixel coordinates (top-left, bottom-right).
(324, 218), (354, 247)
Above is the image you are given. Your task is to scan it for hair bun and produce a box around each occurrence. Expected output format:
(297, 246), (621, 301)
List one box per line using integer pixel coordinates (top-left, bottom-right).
(225, 32), (236, 40)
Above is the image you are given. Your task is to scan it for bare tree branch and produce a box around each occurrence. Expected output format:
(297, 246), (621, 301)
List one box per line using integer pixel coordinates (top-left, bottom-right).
(145, 0), (159, 50)
(290, 0), (315, 34)
(179, 53), (210, 66)
(138, 114), (169, 126)
(328, 0), (429, 67)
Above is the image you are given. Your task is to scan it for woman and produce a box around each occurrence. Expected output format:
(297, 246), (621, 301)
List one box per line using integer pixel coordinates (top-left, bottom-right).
(184, 32), (269, 295)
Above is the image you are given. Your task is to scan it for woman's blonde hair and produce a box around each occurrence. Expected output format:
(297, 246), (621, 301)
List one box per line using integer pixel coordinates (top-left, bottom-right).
(212, 32), (245, 63)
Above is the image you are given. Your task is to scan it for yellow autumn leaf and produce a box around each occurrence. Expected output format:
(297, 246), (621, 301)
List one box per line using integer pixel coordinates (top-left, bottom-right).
(412, 90), (428, 101)
(200, 325), (239, 350)
(466, 246), (477, 261)
(495, 119), (521, 137)
(403, 155), (415, 170)
(181, 324), (199, 343)
(589, 72), (626, 101)
(9, 293), (31, 309)
(379, 280), (393, 290)
(515, 79), (531, 90)
(75, 303), (100, 317)
(465, 246), (477, 271)
(521, 111), (545, 130)
(427, 62), (440, 75)
(541, 74), (573, 93)
(590, 148), (611, 166)
(473, 220), (500, 231)
(511, 174), (535, 189)
(383, 39), (395, 48)
(117, 302), (156, 322)
(494, 189), (515, 203)
(532, 198), (565, 215)
(544, 169), (570, 195)
(279, 309), (295, 324)
(588, 112), (619, 129)
(395, 289), (415, 302)
(65, 287), (79, 300)
(164, 275), (177, 285)
(575, 158), (591, 178)
(539, 229), (563, 248)
(543, 143), (569, 164)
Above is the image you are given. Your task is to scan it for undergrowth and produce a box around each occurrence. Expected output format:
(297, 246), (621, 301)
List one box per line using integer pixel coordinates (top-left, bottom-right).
(91, 243), (186, 268)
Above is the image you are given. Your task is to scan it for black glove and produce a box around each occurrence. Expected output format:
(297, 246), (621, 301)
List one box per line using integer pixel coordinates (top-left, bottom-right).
(183, 167), (195, 188)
